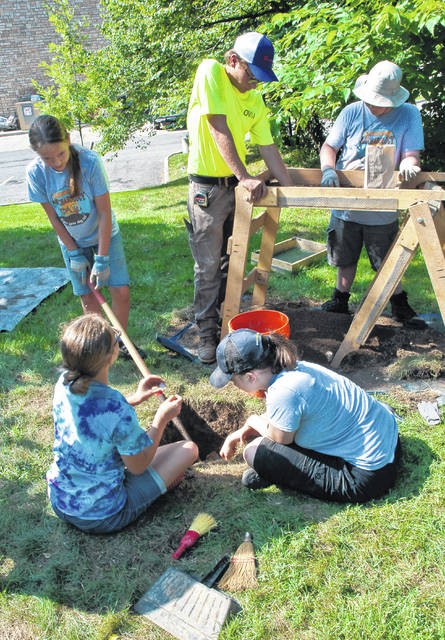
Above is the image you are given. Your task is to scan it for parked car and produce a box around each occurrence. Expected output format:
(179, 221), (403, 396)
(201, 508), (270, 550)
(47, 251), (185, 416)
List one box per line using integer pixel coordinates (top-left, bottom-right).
(154, 109), (186, 130)
(0, 114), (19, 131)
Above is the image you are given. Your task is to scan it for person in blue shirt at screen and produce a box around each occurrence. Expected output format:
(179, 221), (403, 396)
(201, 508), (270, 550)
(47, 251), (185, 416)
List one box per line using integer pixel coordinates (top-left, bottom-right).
(319, 61), (424, 326)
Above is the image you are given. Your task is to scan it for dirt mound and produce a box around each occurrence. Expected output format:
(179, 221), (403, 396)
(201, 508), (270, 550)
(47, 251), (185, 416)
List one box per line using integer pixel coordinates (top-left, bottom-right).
(162, 300), (444, 455)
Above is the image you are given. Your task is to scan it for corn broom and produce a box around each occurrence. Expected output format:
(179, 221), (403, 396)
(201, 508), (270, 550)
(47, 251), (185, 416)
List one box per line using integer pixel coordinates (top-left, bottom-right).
(217, 532), (258, 591)
(172, 512), (217, 559)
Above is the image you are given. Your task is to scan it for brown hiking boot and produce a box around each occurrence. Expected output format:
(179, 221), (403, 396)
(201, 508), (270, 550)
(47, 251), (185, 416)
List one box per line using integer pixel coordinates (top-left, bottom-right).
(198, 336), (217, 364)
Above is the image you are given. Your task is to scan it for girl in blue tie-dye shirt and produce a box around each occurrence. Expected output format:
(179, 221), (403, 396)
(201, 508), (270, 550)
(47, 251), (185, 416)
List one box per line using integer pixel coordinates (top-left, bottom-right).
(47, 314), (198, 533)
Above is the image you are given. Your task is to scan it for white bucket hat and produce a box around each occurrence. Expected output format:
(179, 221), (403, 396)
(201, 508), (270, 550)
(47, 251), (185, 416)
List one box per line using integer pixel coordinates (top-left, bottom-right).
(353, 60), (410, 108)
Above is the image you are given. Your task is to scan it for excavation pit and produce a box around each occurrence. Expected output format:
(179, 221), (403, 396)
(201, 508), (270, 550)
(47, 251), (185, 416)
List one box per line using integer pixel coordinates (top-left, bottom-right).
(161, 398), (248, 460)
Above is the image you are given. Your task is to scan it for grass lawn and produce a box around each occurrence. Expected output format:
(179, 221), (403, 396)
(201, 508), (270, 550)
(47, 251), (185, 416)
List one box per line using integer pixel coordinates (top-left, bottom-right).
(0, 153), (444, 639)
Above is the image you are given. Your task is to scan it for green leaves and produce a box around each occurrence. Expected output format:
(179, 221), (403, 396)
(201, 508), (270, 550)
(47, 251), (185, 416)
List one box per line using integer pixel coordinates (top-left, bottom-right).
(36, 0), (444, 166)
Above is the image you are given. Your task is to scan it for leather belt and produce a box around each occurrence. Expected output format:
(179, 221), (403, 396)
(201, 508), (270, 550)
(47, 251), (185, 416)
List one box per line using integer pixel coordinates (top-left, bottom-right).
(189, 174), (239, 188)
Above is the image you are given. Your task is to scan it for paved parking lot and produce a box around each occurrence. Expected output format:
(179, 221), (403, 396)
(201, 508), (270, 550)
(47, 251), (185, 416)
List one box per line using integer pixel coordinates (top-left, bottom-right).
(0, 126), (185, 205)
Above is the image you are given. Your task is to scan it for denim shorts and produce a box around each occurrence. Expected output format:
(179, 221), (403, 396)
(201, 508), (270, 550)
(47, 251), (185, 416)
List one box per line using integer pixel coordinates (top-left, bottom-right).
(326, 216), (399, 270)
(59, 231), (130, 296)
(253, 437), (401, 503)
(51, 466), (166, 534)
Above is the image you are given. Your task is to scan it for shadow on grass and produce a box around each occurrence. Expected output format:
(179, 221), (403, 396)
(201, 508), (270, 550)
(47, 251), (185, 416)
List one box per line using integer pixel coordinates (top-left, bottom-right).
(0, 433), (434, 615)
(0, 217), (195, 389)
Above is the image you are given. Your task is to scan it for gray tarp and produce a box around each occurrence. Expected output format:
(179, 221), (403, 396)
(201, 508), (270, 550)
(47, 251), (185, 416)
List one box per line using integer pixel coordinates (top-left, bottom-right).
(0, 268), (69, 331)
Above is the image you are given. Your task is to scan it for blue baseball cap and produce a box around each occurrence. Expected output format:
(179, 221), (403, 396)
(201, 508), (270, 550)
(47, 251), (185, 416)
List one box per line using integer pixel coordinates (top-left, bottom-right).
(210, 329), (272, 388)
(233, 32), (278, 83)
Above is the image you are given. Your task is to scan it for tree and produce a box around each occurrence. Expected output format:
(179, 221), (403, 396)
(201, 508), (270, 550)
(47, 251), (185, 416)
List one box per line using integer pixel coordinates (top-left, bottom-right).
(264, 0), (445, 168)
(34, 0), (98, 146)
(37, 0), (444, 168)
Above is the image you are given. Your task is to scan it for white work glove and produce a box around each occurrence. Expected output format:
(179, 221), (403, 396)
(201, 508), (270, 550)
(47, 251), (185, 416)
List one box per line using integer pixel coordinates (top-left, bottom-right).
(321, 167), (340, 187)
(399, 158), (421, 182)
(90, 255), (110, 289)
(67, 248), (90, 285)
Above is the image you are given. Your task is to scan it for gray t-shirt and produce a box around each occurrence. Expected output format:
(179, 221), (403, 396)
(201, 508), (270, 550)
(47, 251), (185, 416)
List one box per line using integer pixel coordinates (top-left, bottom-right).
(266, 361), (398, 470)
(325, 101), (424, 225)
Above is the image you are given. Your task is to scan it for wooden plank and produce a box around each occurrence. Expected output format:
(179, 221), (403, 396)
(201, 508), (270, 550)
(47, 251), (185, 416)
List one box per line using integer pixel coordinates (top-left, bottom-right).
(221, 194), (255, 337)
(331, 216), (419, 368)
(409, 201), (445, 324)
(252, 206), (281, 306)
(254, 186), (444, 210)
(277, 196), (399, 211)
(249, 211), (267, 235)
(285, 169), (445, 188)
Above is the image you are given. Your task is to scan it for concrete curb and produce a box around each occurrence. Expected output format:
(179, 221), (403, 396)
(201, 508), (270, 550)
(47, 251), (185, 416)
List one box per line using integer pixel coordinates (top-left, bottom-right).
(0, 129), (27, 138)
(163, 150), (187, 184)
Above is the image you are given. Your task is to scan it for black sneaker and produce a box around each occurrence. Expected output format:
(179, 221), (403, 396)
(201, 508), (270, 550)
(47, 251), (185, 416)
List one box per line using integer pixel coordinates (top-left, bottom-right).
(321, 288), (351, 314)
(118, 338), (147, 360)
(241, 468), (272, 490)
(390, 291), (427, 329)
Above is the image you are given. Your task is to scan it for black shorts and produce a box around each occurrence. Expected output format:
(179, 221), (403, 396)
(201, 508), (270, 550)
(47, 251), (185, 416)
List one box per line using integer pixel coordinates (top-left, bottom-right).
(253, 437), (401, 503)
(326, 216), (399, 270)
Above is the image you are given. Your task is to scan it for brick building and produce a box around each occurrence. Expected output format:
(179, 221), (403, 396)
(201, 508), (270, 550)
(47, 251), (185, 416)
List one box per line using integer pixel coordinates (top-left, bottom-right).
(0, 0), (103, 116)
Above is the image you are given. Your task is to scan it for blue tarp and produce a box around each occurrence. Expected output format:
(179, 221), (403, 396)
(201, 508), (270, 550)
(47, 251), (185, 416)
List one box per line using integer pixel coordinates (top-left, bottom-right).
(0, 267), (69, 331)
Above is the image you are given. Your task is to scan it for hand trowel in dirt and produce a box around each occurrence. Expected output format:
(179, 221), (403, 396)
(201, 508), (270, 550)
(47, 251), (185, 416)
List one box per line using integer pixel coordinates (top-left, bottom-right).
(133, 557), (241, 640)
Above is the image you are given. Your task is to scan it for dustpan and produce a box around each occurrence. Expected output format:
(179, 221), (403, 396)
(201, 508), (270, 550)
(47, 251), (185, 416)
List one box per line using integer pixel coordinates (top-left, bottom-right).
(134, 566), (241, 640)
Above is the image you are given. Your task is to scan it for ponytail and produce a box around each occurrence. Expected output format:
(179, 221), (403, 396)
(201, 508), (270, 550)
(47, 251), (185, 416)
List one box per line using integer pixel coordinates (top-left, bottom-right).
(264, 333), (299, 373)
(67, 145), (81, 198)
(253, 333), (298, 374)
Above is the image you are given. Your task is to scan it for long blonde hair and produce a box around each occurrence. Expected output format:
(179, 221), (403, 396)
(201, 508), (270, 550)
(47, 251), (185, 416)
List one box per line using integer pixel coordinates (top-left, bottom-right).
(60, 315), (115, 394)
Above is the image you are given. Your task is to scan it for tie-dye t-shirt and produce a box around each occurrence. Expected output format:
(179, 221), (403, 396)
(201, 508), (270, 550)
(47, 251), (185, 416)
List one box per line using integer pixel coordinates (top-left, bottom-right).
(47, 374), (153, 520)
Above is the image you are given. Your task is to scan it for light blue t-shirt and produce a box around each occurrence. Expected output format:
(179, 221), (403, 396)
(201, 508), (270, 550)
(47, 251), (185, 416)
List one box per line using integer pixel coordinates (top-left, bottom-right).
(26, 144), (119, 246)
(326, 101), (424, 225)
(47, 374), (153, 519)
(266, 361), (398, 470)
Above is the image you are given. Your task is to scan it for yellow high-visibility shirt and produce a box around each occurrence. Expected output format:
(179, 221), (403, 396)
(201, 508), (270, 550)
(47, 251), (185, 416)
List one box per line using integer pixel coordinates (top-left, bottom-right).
(187, 59), (273, 177)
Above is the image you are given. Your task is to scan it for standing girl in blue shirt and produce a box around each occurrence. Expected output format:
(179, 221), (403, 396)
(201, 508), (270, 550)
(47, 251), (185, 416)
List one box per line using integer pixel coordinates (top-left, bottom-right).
(47, 314), (198, 533)
(26, 114), (141, 357)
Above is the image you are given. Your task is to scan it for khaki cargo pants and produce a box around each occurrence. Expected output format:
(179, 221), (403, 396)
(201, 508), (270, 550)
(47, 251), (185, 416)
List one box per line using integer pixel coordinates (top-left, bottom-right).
(186, 180), (236, 338)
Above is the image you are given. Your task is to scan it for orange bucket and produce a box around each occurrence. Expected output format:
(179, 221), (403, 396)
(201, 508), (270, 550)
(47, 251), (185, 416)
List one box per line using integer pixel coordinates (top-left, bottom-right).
(228, 309), (290, 338)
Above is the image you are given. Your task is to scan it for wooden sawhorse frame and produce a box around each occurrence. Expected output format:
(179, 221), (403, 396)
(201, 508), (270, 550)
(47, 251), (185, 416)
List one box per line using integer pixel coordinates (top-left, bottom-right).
(221, 168), (445, 368)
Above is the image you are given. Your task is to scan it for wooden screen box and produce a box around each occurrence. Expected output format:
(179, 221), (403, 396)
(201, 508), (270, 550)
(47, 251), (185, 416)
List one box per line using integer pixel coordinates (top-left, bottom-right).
(251, 236), (327, 273)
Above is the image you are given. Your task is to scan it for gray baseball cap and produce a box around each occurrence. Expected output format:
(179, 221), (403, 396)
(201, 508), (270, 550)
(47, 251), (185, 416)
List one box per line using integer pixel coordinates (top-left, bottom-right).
(209, 329), (271, 388)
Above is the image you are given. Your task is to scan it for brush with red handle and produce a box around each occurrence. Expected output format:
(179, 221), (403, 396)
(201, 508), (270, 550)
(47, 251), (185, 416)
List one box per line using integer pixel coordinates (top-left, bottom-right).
(172, 512), (217, 559)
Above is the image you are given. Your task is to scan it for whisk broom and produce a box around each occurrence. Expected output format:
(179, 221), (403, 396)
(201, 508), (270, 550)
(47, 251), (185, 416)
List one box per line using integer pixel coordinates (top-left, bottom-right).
(217, 532), (258, 591)
(172, 512), (217, 559)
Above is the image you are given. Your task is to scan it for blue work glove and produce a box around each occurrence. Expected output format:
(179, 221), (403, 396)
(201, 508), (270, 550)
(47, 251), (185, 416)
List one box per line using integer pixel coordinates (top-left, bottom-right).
(321, 167), (340, 187)
(67, 248), (90, 285)
(90, 254), (110, 289)
(398, 158), (421, 182)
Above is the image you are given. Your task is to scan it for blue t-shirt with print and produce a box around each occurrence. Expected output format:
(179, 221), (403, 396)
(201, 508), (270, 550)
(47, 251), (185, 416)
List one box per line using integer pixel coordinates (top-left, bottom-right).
(266, 361), (398, 470)
(26, 144), (119, 246)
(325, 101), (424, 225)
(47, 374), (153, 519)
